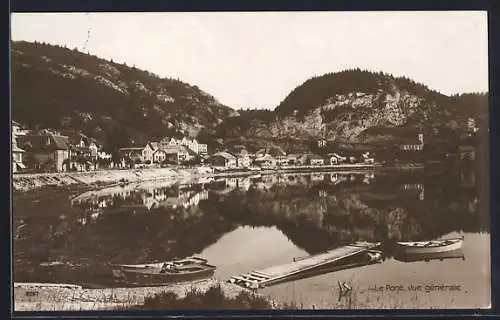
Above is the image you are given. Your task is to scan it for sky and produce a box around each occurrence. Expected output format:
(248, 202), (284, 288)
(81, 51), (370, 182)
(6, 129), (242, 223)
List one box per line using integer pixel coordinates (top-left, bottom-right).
(11, 11), (489, 109)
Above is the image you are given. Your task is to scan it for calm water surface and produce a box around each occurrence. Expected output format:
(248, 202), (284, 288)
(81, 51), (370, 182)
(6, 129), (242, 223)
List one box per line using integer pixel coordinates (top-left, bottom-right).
(13, 168), (490, 308)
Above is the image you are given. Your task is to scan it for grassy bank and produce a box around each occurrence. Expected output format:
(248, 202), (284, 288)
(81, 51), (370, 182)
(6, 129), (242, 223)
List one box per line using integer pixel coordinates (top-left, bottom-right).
(135, 283), (274, 310)
(14, 279), (267, 311)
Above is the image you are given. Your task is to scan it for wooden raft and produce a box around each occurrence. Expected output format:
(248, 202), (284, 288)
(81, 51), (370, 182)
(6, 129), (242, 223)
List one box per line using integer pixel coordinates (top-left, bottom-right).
(228, 241), (380, 289)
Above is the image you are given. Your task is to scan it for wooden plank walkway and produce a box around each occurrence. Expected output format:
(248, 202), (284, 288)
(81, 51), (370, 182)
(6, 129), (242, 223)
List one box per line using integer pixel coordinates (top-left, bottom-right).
(228, 241), (380, 289)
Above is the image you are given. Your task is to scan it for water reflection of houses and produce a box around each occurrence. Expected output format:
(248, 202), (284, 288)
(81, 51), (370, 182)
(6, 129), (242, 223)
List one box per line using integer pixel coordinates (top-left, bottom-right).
(362, 172), (375, 184)
(458, 170), (476, 188)
(329, 173), (348, 185)
(400, 183), (425, 201)
(71, 180), (210, 213)
(209, 177), (253, 194)
(133, 187), (209, 210)
(71, 180), (177, 208)
(310, 173), (325, 182)
(252, 175), (280, 190)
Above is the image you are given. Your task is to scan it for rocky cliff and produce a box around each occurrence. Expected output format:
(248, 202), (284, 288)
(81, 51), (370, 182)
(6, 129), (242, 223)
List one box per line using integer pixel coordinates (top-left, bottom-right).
(218, 70), (487, 147)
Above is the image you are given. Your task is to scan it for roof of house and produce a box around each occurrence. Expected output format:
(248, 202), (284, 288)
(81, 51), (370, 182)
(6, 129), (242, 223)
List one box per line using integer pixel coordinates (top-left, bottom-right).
(70, 145), (92, 152)
(149, 142), (159, 150)
(309, 154), (325, 160)
(18, 134), (69, 151)
(398, 135), (423, 145)
(183, 145), (199, 157)
(232, 147), (249, 156)
(268, 146), (287, 157)
(213, 151), (236, 160)
(119, 147), (144, 151)
(297, 154), (309, 162)
(61, 130), (102, 148)
(255, 154), (275, 161)
(236, 152), (250, 158)
(255, 148), (267, 155)
(51, 135), (69, 149)
(458, 145), (475, 152)
(157, 144), (189, 154)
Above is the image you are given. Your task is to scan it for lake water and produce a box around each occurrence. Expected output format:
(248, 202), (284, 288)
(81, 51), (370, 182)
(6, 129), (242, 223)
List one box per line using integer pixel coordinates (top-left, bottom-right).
(13, 168), (490, 309)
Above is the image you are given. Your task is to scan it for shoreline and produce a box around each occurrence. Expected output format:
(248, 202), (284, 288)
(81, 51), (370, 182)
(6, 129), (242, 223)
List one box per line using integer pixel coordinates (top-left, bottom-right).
(13, 279), (277, 311)
(12, 163), (425, 194)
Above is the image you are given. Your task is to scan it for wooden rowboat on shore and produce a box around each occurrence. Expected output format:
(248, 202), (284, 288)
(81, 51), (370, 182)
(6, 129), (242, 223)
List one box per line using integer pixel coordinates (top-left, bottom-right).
(110, 256), (209, 269)
(110, 256), (216, 286)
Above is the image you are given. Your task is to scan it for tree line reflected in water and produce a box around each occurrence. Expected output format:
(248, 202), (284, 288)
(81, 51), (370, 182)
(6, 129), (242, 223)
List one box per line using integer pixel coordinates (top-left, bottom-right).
(13, 168), (486, 284)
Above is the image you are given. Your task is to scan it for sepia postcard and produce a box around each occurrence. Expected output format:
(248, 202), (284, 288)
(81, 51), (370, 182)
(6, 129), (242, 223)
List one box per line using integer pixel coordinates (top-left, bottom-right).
(11, 11), (490, 312)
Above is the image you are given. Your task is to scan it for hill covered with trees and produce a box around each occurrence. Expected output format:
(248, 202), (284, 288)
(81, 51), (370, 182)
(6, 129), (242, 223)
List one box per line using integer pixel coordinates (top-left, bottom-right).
(11, 41), (239, 151)
(11, 42), (488, 154)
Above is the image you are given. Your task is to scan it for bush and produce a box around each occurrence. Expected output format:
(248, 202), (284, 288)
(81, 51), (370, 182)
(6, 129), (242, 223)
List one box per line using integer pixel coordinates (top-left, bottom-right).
(139, 283), (273, 310)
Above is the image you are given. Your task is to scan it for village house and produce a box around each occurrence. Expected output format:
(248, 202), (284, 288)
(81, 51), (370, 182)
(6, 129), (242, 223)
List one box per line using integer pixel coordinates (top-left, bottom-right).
(210, 151), (237, 168)
(121, 140), (197, 166)
(297, 154), (309, 166)
(275, 156), (289, 166)
(236, 153), (251, 168)
(12, 121), (26, 173)
(61, 131), (113, 169)
(149, 141), (160, 151)
(361, 152), (375, 164)
(68, 145), (93, 171)
(97, 150), (112, 160)
(198, 143), (208, 155)
(461, 117), (479, 139)
(153, 148), (167, 163)
(142, 143), (156, 164)
(12, 120), (30, 137)
(317, 138), (327, 148)
(12, 143), (26, 173)
(160, 137), (179, 146)
(230, 146), (251, 168)
(65, 133), (96, 170)
(255, 148), (267, 158)
(254, 154), (276, 168)
(18, 133), (70, 172)
(309, 154), (325, 166)
(284, 154), (300, 166)
(254, 146), (286, 168)
(399, 133), (424, 151)
(163, 145), (195, 164)
(458, 145), (476, 162)
(119, 147), (144, 167)
(161, 136), (208, 155)
(327, 152), (347, 165)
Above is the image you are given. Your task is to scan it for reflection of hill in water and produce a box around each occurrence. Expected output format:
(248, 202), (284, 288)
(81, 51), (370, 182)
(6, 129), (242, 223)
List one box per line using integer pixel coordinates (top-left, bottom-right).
(14, 170), (486, 282)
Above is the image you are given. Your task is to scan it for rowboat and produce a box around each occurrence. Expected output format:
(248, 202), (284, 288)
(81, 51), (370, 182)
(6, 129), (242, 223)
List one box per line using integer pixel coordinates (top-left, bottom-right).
(394, 248), (465, 263)
(110, 257), (216, 285)
(394, 236), (464, 255)
(110, 256), (209, 269)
